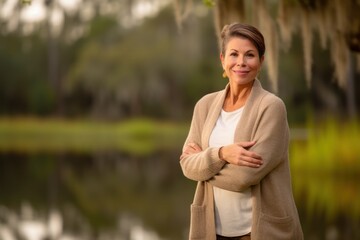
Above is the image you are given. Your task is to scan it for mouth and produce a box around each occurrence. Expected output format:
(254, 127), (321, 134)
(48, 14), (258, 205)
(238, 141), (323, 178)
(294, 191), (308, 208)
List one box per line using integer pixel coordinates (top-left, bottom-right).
(233, 70), (250, 75)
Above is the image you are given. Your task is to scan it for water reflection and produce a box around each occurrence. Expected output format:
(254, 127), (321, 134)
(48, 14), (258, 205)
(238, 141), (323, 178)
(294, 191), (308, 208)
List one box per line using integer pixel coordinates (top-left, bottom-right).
(293, 172), (360, 240)
(0, 204), (164, 240)
(0, 204), (64, 240)
(0, 152), (193, 240)
(0, 151), (359, 240)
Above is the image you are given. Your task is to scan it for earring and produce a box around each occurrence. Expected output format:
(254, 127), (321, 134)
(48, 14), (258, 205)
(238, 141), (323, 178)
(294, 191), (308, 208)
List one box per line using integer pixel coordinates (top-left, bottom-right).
(222, 71), (227, 78)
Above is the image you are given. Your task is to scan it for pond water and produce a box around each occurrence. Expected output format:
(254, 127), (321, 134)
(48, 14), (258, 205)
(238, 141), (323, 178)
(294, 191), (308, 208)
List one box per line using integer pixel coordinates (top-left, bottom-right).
(0, 151), (359, 240)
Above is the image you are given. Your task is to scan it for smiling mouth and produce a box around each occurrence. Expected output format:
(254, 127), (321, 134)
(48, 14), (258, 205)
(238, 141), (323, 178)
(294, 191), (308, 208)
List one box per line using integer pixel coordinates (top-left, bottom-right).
(233, 70), (250, 74)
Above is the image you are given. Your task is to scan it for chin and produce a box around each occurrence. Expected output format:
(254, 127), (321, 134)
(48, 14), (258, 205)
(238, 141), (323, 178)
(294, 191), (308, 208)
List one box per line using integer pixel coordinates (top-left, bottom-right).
(232, 78), (255, 86)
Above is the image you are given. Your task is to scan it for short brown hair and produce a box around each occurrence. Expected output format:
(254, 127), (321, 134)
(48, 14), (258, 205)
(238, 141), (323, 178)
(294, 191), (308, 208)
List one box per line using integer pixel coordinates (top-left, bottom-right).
(220, 23), (265, 58)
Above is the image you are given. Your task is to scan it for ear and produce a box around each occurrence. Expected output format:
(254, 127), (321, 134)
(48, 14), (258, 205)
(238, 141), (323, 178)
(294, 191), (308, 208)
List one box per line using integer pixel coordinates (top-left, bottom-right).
(260, 55), (265, 65)
(220, 53), (225, 68)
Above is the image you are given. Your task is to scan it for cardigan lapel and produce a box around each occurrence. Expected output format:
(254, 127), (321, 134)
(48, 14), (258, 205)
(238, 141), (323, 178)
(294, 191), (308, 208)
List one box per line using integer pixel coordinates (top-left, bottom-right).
(233, 79), (266, 141)
(200, 87), (227, 149)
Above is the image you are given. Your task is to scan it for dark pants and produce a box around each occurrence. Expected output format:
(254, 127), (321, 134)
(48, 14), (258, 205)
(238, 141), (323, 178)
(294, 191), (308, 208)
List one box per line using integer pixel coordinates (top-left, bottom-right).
(216, 233), (251, 240)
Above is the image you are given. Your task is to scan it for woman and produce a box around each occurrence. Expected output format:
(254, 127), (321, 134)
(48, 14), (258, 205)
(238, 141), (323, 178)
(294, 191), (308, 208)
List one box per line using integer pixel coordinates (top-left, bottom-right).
(180, 23), (303, 240)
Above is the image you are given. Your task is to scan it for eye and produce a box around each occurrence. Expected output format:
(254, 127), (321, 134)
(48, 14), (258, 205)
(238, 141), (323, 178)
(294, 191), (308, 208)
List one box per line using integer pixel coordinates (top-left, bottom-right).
(230, 52), (238, 57)
(246, 52), (255, 58)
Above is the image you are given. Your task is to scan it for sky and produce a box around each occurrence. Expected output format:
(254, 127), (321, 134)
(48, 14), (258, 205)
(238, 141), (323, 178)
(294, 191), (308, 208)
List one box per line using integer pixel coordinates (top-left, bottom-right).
(1, 0), (80, 22)
(0, 0), (170, 25)
(0, 0), (81, 33)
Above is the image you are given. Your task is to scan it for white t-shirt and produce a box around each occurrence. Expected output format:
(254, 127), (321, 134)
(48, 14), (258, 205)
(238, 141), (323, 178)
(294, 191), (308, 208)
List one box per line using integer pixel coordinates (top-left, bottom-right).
(209, 107), (252, 237)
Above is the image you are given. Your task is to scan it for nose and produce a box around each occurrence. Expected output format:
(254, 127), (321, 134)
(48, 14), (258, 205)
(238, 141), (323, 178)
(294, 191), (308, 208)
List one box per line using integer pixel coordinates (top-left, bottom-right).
(237, 55), (246, 66)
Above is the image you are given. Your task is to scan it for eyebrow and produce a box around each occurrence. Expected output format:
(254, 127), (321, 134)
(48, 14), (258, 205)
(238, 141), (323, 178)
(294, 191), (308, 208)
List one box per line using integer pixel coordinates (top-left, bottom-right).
(229, 49), (256, 53)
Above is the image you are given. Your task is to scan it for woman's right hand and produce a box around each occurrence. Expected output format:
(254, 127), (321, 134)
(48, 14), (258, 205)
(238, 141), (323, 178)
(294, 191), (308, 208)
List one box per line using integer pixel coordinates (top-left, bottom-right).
(219, 141), (263, 168)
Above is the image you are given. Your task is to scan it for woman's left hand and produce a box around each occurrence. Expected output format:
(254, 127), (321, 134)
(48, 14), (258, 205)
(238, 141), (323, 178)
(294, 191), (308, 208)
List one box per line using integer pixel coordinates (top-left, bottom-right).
(180, 143), (202, 160)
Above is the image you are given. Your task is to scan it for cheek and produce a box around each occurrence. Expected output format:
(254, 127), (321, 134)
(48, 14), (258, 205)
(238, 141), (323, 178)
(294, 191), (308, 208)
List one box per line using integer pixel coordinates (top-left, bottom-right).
(249, 60), (261, 70)
(225, 58), (237, 68)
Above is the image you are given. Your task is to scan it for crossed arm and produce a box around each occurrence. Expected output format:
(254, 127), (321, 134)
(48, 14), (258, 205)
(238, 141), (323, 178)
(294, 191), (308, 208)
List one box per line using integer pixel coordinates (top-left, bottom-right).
(181, 141), (263, 168)
(179, 97), (289, 192)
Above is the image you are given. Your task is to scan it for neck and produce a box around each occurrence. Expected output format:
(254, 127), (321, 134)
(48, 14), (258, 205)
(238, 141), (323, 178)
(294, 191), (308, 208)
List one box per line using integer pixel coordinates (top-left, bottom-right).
(223, 80), (254, 111)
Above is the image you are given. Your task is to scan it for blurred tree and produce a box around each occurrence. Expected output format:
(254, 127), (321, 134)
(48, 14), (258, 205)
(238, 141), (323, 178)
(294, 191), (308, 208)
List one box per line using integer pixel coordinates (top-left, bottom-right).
(0, 30), (55, 115)
(64, 5), (220, 120)
(0, 0), (163, 117)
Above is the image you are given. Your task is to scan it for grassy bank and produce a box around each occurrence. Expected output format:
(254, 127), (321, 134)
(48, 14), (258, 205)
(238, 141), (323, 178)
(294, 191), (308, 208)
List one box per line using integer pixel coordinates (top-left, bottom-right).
(0, 118), (188, 155)
(1, 118), (359, 171)
(290, 119), (360, 175)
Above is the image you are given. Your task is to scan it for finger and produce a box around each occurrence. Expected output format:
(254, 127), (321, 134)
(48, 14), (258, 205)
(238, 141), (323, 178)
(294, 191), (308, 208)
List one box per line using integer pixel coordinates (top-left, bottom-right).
(242, 149), (262, 160)
(239, 160), (262, 168)
(183, 146), (194, 152)
(183, 149), (195, 155)
(183, 146), (200, 155)
(183, 145), (195, 153)
(192, 143), (202, 151)
(237, 159), (262, 168)
(237, 141), (256, 149)
(188, 143), (202, 151)
(186, 143), (202, 152)
(239, 155), (263, 165)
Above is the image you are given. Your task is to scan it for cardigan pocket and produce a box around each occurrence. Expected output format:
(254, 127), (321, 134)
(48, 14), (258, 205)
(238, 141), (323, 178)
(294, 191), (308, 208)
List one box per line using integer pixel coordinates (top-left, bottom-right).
(257, 212), (295, 240)
(189, 204), (206, 239)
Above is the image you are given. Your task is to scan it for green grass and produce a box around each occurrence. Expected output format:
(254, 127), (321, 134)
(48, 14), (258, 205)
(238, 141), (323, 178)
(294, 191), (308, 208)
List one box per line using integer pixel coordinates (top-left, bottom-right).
(0, 117), (188, 155)
(291, 119), (360, 175)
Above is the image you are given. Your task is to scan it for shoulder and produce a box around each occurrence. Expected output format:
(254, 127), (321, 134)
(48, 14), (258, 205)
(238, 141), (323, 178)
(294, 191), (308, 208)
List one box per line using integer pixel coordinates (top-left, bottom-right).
(262, 91), (286, 107)
(257, 89), (287, 115)
(249, 80), (286, 113)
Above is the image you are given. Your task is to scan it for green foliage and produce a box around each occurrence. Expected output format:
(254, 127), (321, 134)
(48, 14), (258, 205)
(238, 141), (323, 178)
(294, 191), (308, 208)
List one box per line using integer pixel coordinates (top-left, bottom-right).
(28, 80), (56, 115)
(0, 33), (52, 114)
(87, 16), (118, 40)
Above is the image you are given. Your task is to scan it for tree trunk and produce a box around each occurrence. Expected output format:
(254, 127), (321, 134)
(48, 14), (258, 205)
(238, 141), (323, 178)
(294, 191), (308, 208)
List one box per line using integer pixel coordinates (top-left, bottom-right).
(347, 52), (357, 118)
(46, 0), (62, 115)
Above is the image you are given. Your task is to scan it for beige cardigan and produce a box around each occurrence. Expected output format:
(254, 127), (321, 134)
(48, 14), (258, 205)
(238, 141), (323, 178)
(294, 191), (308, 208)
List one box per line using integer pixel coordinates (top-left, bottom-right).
(180, 80), (303, 240)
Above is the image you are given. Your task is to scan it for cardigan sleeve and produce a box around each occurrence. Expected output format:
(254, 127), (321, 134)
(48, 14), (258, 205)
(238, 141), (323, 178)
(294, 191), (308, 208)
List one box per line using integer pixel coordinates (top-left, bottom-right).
(180, 99), (227, 182)
(208, 96), (289, 191)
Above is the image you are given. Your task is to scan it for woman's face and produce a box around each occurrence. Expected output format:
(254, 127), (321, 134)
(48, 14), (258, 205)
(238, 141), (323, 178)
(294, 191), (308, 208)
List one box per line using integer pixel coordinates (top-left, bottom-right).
(221, 37), (264, 86)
